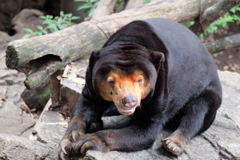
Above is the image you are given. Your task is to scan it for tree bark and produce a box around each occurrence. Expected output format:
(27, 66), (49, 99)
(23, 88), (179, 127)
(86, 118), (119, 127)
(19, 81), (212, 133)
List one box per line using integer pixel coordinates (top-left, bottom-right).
(125, 0), (143, 10)
(204, 34), (240, 54)
(5, 0), (222, 89)
(92, 0), (118, 19)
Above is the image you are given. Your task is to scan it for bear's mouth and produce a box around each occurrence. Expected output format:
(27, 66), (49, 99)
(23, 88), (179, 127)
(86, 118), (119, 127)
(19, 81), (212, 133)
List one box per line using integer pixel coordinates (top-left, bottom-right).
(117, 106), (137, 115)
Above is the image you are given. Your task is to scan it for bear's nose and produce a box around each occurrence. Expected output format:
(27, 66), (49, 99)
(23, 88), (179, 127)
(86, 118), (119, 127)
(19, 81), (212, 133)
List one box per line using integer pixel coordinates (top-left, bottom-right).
(122, 96), (137, 109)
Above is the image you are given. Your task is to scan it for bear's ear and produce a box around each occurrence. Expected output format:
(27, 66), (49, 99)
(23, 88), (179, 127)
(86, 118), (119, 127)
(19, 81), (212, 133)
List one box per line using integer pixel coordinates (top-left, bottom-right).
(150, 51), (165, 73)
(89, 50), (99, 69)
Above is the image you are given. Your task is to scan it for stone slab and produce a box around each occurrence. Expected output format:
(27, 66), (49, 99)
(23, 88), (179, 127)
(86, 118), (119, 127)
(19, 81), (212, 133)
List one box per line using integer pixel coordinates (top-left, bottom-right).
(0, 134), (49, 160)
(0, 100), (36, 137)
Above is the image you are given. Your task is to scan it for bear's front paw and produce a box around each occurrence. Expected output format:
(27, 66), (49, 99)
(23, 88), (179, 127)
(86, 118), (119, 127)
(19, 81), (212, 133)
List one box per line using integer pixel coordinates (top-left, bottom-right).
(59, 130), (84, 160)
(72, 133), (109, 155)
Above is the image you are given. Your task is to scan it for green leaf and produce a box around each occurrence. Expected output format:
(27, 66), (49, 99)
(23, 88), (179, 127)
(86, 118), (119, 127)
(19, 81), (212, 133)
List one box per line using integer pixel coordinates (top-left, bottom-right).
(185, 21), (194, 28)
(22, 34), (31, 39)
(94, 1), (100, 7)
(74, 0), (86, 2)
(90, 0), (98, 3)
(60, 11), (64, 17)
(222, 23), (227, 27)
(143, 0), (151, 4)
(58, 24), (69, 30)
(23, 28), (33, 33)
(36, 32), (43, 36)
(77, 3), (91, 10)
(65, 13), (73, 17)
(46, 15), (54, 19)
(54, 16), (60, 20)
(42, 19), (52, 25)
(37, 25), (43, 30)
(199, 33), (204, 40)
(71, 16), (81, 20)
(39, 15), (47, 20)
(84, 8), (91, 13)
(57, 17), (63, 23)
(230, 4), (240, 13)
(88, 8), (95, 17)
(42, 30), (48, 35)
(48, 24), (59, 32)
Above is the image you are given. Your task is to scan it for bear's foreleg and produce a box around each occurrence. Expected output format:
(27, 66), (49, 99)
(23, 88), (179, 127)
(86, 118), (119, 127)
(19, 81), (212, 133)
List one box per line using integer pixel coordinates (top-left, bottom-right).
(69, 121), (161, 155)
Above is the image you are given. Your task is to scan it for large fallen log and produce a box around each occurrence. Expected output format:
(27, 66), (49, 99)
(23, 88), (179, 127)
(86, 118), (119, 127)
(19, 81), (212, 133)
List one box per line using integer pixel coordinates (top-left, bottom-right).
(6, 0), (220, 89)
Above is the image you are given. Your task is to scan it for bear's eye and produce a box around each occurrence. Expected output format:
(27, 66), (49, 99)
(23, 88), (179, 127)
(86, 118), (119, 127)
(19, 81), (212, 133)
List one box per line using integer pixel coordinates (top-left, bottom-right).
(137, 79), (143, 83)
(107, 76), (115, 85)
(108, 80), (115, 85)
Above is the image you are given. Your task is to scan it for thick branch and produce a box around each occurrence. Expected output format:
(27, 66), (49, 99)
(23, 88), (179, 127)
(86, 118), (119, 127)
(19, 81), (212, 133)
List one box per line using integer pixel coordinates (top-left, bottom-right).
(91, 0), (118, 19)
(204, 34), (240, 54)
(125, 0), (143, 10)
(201, 0), (239, 29)
(190, 0), (238, 35)
(6, 0), (217, 89)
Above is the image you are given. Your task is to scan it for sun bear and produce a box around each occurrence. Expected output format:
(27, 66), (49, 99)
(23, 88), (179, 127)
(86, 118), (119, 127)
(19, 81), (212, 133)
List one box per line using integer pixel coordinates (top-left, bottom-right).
(59, 18), (222, 159)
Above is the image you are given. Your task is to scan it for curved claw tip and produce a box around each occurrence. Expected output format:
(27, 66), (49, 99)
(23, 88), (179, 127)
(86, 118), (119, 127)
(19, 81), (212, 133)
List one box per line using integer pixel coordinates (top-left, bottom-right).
(72, 130), (80, 141)
(59, 151), (66, 160)
(60, 139), (70, 154)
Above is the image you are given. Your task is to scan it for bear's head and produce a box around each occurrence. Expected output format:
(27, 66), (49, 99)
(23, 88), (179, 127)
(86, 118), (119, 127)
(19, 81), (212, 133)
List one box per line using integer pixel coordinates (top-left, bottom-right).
(87, 44), (165, 115)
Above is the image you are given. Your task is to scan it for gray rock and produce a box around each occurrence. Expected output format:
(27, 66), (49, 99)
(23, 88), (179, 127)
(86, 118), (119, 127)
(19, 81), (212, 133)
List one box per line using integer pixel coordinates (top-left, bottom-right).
(0, 134), (49, 160)
(0, 100), (36, 137)
(0, 31), (13, 52)
(32, 110), (67, 145)
(0, 54), (21, 79)
(11, 9), (44, 39)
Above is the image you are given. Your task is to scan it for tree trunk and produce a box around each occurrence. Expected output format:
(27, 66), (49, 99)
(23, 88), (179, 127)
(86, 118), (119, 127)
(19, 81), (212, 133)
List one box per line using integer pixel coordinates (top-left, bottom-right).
(5, 0), (231, 89)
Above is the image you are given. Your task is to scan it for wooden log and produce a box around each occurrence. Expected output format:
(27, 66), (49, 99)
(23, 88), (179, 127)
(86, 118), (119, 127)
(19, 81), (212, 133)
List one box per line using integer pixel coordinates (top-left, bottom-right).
(6, 21), (107, 89)
(91, 0), (118, 19)
(48, 70), (62, 109)
(204, 34), (240, 54)
(125, 0), (143, 10)
(21, 81), (50, 110)
(6, 0), (218, 89)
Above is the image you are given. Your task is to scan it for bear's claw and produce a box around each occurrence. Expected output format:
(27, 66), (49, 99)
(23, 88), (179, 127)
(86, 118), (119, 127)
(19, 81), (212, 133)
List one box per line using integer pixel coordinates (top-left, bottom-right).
(162, 138), (184, 157)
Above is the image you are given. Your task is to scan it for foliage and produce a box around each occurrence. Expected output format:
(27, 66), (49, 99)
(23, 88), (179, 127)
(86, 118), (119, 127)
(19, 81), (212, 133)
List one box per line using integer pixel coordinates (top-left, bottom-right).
(143, 0), (154, 4)
(184, 21), (195, 28)
(199, 4), (240, 40)
(74, 0), (99, 20)
(22, 11), (80, 39)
